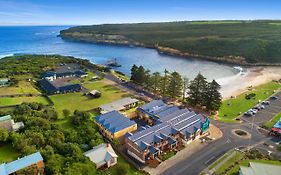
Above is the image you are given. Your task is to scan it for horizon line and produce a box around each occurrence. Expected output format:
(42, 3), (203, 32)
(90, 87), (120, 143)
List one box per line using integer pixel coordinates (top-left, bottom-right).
(1, 18), (281, 27)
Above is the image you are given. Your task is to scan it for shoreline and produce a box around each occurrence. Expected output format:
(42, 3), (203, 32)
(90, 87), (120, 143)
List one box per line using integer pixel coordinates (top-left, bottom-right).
(59, 35), (281, 67)
(218, 66), (281, 99)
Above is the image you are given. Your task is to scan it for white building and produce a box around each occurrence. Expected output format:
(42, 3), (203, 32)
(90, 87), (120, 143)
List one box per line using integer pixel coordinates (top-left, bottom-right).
(84, 143), (118, 169)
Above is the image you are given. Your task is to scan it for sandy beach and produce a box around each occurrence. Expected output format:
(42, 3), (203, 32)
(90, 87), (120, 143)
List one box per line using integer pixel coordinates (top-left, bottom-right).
(217, 66), (281, 99)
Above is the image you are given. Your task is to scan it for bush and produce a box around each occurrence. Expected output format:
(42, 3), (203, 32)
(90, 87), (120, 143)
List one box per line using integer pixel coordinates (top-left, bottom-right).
(245, 93), (256, 100)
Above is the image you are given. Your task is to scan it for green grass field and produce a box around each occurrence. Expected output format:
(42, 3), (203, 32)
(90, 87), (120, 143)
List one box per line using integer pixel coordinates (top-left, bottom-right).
(0, 96), (49, 107)
(106, 154), (143, 175)
(263, 112), (281, 129)
(0, 81), (41, 96)
(0, 144), (20, 163)
(217, 81), (281, 122)
(50, 80), (130, 118)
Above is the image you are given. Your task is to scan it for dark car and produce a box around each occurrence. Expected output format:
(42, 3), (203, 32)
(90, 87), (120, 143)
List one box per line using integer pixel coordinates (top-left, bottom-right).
(270, 96), (278, 100)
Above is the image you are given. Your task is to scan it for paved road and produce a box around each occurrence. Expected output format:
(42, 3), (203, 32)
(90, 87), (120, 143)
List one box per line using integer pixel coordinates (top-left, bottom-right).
(162, 91), (281, 175)
(161, 120), (268, 175)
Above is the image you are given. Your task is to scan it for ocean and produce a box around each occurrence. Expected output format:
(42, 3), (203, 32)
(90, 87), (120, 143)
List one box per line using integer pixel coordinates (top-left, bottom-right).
(0, 26), (238, 80)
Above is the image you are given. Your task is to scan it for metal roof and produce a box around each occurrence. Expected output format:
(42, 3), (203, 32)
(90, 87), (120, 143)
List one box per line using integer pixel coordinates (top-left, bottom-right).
(38, 78), (81, 94)
(128, 102), (209, 151)
(0, 152), (43, 175)
(240, 162), (281, 175)
(95, 110), (136, 134)
(84, 144), (118, 167)
(0, 115), (12, 122)
(99, 98), (139, 113)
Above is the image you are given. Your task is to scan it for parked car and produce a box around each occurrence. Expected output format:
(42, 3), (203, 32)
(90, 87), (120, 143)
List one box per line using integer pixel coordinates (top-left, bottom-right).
(270, 96), (278, 100)
(244, 111), (254, 116)
(254, 104), (265, 110)
(250, 109), (258, 114)
(262, 101), (270, 105)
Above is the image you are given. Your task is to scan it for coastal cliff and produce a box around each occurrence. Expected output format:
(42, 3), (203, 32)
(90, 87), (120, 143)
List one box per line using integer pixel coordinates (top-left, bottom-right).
(59, 21), (281, 66)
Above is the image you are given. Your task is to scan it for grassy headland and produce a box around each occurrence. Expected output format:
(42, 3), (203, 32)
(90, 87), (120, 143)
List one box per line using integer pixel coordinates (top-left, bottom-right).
(60, 20), (281, 65)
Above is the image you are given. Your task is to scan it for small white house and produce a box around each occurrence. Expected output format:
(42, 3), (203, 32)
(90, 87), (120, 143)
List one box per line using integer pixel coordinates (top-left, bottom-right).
(84, 143), (118, 169)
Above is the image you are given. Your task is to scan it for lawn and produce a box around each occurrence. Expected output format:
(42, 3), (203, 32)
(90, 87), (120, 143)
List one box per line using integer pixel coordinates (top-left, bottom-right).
(0, 81), (41, 96)
(0, 144), (20, 163)
(50, 80), (130, 118)
(215, 151), (243, 174)
(0, 96), (49, 107)
(217, 81), (281, 122)
(263, 112), (281, 129)
(106, 154), (143, 175)
(158, 150), (177, 161)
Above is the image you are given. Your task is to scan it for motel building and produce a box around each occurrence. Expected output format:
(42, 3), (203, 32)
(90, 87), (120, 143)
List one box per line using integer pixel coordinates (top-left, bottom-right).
(125, 100), (210, 163)
(95, 110), (137, 141)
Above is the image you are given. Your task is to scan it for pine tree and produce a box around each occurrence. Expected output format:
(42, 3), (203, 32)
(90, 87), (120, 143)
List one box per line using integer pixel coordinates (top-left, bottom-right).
(136, 66), (146, 85)
(187, 73), (208, 106)
(161, 69), (169, 97)
(130, 64), (138, 82)
(167, 71), (183, 98)
(182, 76), (189, 101)
(152, 72), (161, 94)
(204, 80), (222, 111)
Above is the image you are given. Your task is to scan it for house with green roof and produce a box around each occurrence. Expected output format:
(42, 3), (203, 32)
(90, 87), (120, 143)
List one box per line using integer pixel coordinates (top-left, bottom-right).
(0, 78), (10, 87)
(0, 115), (24, 131)
(239, 162), (281, 175)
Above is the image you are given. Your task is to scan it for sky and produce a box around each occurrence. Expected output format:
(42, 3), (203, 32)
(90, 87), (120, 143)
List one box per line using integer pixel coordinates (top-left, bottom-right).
(1, 0), (281, 25)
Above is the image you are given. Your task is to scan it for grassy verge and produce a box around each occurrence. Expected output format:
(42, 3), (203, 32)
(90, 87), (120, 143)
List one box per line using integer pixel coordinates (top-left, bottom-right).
(0, 96), (49, 107)
(215, 151), (243, 174)
(0, 80), (40, 96)
(50, 80), (130, 118)
(158, 150), (177, 161)
(106, 153), (143, 175)
(217, 81), (281, 121)
(0, 144), (20, 163)
(263, 112), (281, 129)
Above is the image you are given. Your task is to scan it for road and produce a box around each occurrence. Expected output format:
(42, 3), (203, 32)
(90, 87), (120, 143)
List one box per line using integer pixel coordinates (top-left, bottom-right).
(161, 119), (268, 175)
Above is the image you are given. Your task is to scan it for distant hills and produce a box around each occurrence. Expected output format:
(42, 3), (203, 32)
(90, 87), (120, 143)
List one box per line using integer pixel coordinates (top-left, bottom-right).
(60, 20), (281, 65)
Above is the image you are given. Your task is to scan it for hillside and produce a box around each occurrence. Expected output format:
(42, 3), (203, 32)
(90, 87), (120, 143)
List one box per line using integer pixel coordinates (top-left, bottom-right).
(60, 20), (281, 65)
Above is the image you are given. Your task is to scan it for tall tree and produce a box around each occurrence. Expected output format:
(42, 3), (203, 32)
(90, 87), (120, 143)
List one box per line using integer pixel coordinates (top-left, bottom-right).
(130, 64), (138, 82)
(161, 69), (169, 97)
(143, 69), (151, 89)
(167, 71), (183, 98)
(152, 72), (161, 93)
(135, 66), (146, 85)
(187, 73), (208, 106)
(204, 80), (222, 111)
(182, 76), (189, 101)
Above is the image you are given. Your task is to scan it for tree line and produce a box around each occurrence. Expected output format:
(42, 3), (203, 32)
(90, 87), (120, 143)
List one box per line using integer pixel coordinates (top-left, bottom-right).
(0, 102), (109, 175)
(130, 65), (222, 111)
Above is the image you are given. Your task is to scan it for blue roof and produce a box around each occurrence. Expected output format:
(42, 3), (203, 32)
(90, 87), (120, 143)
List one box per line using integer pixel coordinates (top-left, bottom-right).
(128, 104), (209, 153)
(38, 78), (81, 94)
(96, 111), (136, 134)
(149, 146), (159, 154)
(42, 71), (56, 78)
(138, 100), (180, 120)
(0, 152), (43, 175)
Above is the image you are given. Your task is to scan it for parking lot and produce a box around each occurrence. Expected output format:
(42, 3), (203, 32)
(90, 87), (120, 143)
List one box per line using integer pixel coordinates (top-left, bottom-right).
(241, 90), (281, 125)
